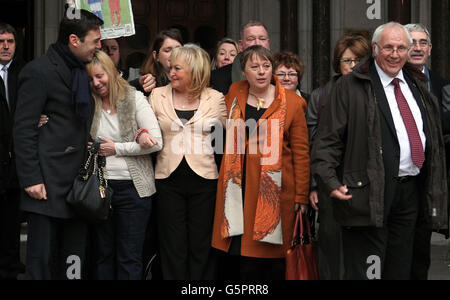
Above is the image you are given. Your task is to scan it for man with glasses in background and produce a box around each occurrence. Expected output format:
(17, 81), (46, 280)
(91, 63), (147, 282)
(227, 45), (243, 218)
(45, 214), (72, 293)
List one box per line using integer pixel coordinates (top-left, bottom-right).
(405, 24), (449, 104)
(405, 23), (450, 280)
(312, 22), (447, 280)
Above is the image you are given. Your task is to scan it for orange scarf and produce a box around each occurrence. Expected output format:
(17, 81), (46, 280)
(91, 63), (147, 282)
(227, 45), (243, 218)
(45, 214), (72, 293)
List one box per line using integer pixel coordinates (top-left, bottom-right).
(221, 83), (287, 245)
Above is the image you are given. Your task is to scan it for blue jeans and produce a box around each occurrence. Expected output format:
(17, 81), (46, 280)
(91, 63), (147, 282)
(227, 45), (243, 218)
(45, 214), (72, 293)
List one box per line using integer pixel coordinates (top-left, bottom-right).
(93, 180), (152, 280)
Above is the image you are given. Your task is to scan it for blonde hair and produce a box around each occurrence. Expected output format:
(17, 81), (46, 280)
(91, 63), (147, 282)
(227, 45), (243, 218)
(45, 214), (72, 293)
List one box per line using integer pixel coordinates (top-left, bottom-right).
(211, 38), (240, 70)
(87, 50), (129, 109)
(170, 44), (211, 100)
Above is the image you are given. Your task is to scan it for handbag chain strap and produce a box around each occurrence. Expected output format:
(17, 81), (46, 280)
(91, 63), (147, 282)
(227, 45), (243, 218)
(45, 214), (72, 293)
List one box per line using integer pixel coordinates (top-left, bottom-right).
(82, 151), (94, 180)
(82, 149), (108, 188)
(92, 152), (109, 190)
(98, 163), (108, 188)
(88, 151), (109, 199)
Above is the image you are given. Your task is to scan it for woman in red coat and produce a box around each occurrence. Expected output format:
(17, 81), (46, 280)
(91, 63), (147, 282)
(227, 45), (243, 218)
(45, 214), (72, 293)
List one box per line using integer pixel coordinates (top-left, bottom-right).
(211, 45), (310, 280)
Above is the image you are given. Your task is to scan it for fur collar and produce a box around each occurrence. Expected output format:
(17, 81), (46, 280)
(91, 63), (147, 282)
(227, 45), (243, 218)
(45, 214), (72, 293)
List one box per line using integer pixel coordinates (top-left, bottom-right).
(90, 86), (137, 141)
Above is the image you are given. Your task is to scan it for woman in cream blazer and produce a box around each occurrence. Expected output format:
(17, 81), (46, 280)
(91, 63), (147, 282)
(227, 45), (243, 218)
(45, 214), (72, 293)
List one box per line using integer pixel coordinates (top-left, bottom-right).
(148, 44), (226, 280)
(151, 84), (225, 180)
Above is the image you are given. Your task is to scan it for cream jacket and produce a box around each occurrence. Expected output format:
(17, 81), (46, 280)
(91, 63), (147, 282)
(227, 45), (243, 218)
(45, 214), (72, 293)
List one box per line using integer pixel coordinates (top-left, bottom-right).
(149, 84), (227, 179)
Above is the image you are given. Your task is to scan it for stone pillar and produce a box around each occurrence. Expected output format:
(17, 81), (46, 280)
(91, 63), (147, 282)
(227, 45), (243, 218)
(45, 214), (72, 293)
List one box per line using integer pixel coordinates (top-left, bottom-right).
(34, 0), (66, 58)
(312, 0), (331, 89)
(431, 0), (449, 80)
(280, 0), (298, 52)
(388, 0), (411, 24)
(410, 0), (431, 27)
(298, 0), (313, 93)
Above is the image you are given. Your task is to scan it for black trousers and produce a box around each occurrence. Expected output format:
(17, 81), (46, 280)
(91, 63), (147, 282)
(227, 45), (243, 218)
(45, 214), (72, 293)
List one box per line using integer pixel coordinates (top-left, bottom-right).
(26, 213), (88, 280)
(341, 177), (420, 280)
(0, 188), (22, 279)
(217, 253), (285, 280)
(317, 191), (344, 280)
(410, 197), (432, 280)
(93, 180), (151, 280)
(156, 159), (218, 280)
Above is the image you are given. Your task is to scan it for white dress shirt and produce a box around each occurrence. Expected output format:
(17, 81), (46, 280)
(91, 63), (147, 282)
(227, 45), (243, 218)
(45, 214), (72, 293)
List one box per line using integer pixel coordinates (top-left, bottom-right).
(0, 60), (12, 108)
(375, 61), (426, 176)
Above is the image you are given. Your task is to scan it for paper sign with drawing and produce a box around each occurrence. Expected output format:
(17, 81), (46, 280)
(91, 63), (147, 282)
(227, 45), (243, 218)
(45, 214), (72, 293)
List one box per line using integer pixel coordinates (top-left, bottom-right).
(73, 0), (135, 39)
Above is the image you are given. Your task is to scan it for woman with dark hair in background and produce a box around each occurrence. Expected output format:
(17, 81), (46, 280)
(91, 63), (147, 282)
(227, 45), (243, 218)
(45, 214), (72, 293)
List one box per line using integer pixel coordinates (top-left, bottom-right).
(307, 34), (371, 141)
(273, 51), (310, 103)
(307, 34), (371, 280)
(101, 38), (129, 79)
(130, 29), (183, 96)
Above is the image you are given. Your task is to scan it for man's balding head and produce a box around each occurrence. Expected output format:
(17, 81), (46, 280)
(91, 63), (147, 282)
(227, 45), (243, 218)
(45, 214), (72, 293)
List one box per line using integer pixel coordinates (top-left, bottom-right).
(239, 21), (270, 52)
(372, 22), (412, 77)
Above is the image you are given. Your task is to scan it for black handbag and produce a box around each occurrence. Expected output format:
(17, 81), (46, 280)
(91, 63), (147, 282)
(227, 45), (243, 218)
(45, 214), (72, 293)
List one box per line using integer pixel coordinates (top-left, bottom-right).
(66, 142), (113, 222)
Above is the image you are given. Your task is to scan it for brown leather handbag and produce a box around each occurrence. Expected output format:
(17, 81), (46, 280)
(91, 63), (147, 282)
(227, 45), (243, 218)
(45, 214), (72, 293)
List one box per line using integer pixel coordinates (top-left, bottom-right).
(285, 210), (318, 280)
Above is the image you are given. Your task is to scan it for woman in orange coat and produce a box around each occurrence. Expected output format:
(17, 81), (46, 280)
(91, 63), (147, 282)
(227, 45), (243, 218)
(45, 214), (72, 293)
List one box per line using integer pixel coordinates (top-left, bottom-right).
(211, 45), (310, 280)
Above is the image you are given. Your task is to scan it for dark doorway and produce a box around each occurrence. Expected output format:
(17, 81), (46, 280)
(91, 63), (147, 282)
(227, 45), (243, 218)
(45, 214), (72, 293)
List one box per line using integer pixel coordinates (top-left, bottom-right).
(121, 0), (227, 77)
(0, 0), (34, 62)
(158, 0), (226, 58)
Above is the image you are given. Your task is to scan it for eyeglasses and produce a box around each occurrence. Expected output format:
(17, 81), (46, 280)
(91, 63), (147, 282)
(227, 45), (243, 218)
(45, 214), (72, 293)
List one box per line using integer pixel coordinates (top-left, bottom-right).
(275, 72), (298, 78)
(377, 43), (409, 55)
(340, 58), (361, 65)
(412, 40), (430, 48)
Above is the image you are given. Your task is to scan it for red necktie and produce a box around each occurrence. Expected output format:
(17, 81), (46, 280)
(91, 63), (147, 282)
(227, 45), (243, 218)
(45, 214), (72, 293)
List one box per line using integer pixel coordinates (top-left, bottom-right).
(391, 78), (425, 169)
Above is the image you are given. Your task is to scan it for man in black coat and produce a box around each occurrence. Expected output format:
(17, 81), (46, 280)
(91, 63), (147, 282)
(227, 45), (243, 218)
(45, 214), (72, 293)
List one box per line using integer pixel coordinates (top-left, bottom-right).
(405, 23), (450, 280)
(312, 22), (447, 280)
(210, 21), (271, 95)
(0, 22), (25, 280)
(13, 9), (103, 280)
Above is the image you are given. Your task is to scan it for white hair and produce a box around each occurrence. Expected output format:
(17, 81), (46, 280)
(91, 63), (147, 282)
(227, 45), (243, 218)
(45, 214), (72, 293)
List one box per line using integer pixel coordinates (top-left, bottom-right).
(404, 23), (431, 43)
(372, 22), (413, 55)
